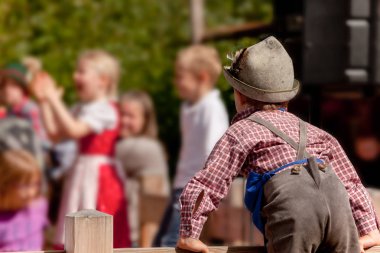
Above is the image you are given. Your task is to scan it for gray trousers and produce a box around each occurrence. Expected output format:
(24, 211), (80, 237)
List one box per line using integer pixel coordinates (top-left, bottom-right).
(262, 162), (360, 253)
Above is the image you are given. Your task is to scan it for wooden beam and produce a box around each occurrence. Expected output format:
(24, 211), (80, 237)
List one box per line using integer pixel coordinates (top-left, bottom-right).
(14, 208), (380, 253)
(5, 252), (64, 253)
(115, 246), (265, 253)
(202, 22), (273, 42)
(8, 245), (380, 253)
(115, 245), (380, 253)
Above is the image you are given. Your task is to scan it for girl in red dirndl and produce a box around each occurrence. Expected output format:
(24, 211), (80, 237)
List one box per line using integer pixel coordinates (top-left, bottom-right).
(31, 50), (131, 249)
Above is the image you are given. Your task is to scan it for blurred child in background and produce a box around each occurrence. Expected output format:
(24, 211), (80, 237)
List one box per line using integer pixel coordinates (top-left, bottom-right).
(31, 50), (131, 248)
(116, 90), (169, 247)
(0, 58), (48, 147)
(0, 124), (48, 251)
(153, 45), (229, 247)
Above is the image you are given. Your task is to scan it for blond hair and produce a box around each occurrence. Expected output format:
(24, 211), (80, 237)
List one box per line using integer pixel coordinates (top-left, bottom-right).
(0, 149), (41, 210)
(78, 50), (120, 98)
(176, 45), (222, 84)
(120, 90), (158, 139)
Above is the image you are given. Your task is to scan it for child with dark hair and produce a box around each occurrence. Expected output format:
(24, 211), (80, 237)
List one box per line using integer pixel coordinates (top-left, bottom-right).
(0, 59), (47, 146)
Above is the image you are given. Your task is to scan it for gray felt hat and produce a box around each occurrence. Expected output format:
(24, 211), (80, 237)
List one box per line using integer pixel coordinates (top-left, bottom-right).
(223, 36), (300, 103)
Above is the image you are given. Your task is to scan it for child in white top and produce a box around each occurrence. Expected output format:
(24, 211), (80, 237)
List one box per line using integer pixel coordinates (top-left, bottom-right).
(154, 45), (229, 247)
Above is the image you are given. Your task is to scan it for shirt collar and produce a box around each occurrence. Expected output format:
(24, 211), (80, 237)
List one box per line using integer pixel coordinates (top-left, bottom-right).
(231, 107), (258, 124)
(231, 106), (288, 124)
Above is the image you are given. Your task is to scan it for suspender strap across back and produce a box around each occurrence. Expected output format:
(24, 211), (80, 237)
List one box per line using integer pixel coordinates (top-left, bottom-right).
(247, 115), (309, 160)
(244, 114), (323, 234)
(247, 114), (322, 187)
(297, 118), (308, 160)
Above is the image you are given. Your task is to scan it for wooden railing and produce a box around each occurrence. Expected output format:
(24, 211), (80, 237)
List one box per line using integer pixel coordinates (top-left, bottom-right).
(9, 209), (380, 253)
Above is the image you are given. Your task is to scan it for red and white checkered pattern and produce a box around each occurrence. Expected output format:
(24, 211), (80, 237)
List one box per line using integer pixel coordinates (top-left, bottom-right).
(179, 108), (379, 239)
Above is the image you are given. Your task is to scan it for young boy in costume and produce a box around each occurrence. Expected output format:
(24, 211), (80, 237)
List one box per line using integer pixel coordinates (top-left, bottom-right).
(177, 36), (380, 253)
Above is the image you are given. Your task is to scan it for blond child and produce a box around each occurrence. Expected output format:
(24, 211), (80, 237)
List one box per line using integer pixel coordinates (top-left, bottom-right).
(31, 50), (131, 248)
(177, 37), (380, 253)
(0, 148), (48, 251)
(116, 90), (170, 247)
(153, 45), (229, 247)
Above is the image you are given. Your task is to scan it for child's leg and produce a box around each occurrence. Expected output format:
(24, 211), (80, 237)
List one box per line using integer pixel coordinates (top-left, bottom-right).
(152, 188), (183, 247)
(317, 166), (360, 252)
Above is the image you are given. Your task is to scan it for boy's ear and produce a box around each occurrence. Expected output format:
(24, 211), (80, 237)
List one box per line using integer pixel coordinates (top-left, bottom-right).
(100, 74), (111, 87)
(235, 89), (247, 104)
(198, 70), (211, 83)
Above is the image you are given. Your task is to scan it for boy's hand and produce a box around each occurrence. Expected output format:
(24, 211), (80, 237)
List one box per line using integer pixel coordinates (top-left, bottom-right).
(359, 229), (380, 253)
(177, 237), (209, 253)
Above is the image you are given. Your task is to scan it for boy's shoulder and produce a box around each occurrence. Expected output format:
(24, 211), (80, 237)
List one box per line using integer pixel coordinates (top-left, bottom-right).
(181, 89), (228, 117)
(227, 110), (337, 144)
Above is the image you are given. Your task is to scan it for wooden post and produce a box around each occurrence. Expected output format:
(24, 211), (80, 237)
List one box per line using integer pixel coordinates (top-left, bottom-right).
(190, 0), (204, 43)
(65, 210), (113, 253)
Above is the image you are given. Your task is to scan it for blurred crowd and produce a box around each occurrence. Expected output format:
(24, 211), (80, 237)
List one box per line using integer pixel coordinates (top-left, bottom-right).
(0, 45), (230, 251)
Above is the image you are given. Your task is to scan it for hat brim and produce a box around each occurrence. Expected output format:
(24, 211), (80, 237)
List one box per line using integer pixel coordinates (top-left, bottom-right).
(223, 67), (300, 103)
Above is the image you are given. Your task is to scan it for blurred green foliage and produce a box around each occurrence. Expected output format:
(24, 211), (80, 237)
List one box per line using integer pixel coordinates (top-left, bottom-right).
(0, 0), (272, 177)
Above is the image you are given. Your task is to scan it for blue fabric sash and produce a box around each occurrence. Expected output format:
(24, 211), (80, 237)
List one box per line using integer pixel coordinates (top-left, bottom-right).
(244, 158), (323, 234)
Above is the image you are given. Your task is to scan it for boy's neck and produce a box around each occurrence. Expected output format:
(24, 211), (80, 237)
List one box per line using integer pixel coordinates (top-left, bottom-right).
(237, 104), (288, 113)
(81, 92), (108, 104)
(188, 85), (214, 105)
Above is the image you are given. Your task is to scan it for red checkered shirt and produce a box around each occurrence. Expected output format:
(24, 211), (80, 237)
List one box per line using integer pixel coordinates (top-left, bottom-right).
(179, 107), (379, 239)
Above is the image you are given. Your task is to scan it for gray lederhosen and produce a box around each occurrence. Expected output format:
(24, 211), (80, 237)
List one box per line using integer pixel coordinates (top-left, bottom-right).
(248, 115), (360, 253)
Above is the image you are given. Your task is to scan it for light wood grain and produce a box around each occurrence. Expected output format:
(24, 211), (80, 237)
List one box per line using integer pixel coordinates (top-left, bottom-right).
(114, 246), (380, 253)
(5, 245), (380, 253)
(115, 246), (265, 253)
(65, 209), (113, 253)
(5, 208), (380, 253)
(367, 246), (380, 253)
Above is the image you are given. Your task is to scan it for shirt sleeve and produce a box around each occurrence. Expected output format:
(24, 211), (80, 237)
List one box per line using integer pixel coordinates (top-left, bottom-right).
(77, 102), (117, 133)
(329, 136), (379, 236)
(179, 132), (247, 239)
